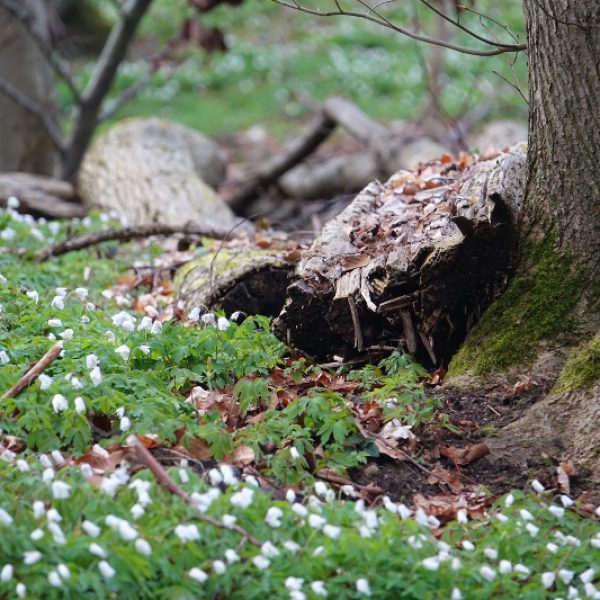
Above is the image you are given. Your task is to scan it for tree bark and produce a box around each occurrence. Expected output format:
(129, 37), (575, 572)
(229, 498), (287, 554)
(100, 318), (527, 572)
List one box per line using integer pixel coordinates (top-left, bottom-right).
(522, 0), (600, 271)
(0, 0), (60, 175)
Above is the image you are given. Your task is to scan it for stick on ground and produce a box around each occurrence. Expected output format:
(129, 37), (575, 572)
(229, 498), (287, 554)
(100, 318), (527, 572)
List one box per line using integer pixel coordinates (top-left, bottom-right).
(129, 436), (261, 547)
(1, 342), (63, 401)
(35, 223), (234, 262)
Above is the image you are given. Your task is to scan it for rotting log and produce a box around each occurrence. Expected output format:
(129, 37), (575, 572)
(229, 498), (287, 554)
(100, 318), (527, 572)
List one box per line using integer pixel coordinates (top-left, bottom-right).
(272, 145), (527, 366)
(175, 247), (295, 318)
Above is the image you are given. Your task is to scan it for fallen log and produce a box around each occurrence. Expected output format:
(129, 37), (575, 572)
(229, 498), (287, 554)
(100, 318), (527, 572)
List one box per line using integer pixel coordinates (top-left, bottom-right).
(0, 172), (85, 218)
(272, 145), (527, 366)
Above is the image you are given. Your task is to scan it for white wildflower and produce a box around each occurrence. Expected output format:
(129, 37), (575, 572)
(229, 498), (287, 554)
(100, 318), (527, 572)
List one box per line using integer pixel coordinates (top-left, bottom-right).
(26, 290), (39, 304)
(541, 572), (556, 589)
(52, 394), (68, 413)
(0, 564), (13, 582)
(16, 459), (29, 472)
(230, 487), (254, 509)
(286, 489), (297, 503)
(57, 564), (70, 580)
(115, 344), (130, 361)
(422, 557), (440, 571)
(82, 520), (101, 537)
(308, 514), (326, 529)
(217, 316), (230, 330)
(323, 524), (341, 539)
(150, 320), (162, 334)
(311, 581), (327, 597)
(23, 550), (42, 565)
(580, 568), (595, 584)
(98, 561), (115, 579)
(559, 569), (575, 584)
(187, 307), (200, 322)
(189, 567), (208, 583)
(265, 506), (283, 528)
(201, 313), (215, 326)
(139, 344), (150, 355)
(90, 366), (102, 385)
(356, 578), (371, 596)
(39, 374), (53, 390)
(51, 296), (65, 310)
(131, 504), (145, 520)
(224, 549), (240, 564)
(484, 548), (498, 560)
(499, 560), (512, 574)
(86, 354), (98, 369)
(531, 479), (545, 493)
(48, 571), (62, 587)
(51, 450), (65, 465)
(135, 538), (152, 556)
(16, 583), (26, 598)
(120, 416), (131, 431)
(252, 556), (270, 570)
(479, 566), (496, 581)
(261, 541), (279, 558)
(42, 467), (55, 482)
(74, 287), (88, 299)
(213, 560), (227, 574)
(74, 396), (86, 413)
(560, 495), (574, 508)
(0, 350), (10, 365)
(285, 577), (304, 591)
(47, 318), (63, 327)
(175, 523), (200, 542)
(283, 540), (301, 553)
(89, 543), (107, 558)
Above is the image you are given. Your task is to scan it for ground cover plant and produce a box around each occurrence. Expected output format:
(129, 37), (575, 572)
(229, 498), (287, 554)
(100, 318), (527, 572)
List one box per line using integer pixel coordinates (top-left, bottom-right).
(1, 204), (600, 599)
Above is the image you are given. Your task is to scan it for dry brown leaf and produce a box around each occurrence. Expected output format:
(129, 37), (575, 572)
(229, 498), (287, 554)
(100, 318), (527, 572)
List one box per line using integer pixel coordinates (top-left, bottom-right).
(233, 445), (255, 466)
(440, 443), (490, 466)
(556, 464), (571, 495)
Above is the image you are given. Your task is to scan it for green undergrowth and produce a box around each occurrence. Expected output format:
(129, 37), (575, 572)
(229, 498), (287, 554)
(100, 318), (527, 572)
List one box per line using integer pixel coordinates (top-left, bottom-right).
(449, 236), (585, 377)
(1, 460), (600, 600)
(556, 331), (600, 392)
(1, 212), (600, 597)
(59, 0), (528, 139)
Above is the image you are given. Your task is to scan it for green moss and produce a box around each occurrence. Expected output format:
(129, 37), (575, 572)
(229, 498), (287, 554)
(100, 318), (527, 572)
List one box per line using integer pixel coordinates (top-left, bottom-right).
(449, 236), (585, 376)
(556, 331), (600, 391)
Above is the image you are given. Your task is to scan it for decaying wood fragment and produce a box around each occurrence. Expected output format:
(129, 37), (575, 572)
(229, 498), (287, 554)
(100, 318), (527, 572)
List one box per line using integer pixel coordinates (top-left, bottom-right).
(273, 146), (527, 366)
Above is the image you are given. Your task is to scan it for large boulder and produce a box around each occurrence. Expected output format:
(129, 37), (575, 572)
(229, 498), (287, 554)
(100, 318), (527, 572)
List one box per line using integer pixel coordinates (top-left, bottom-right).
(78, 118), (236, 228)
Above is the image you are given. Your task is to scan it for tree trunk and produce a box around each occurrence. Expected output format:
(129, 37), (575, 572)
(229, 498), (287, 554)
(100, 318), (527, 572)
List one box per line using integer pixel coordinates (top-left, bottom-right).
(449, 0), (600, 479)
(0, 0), (60, 175)
(522, 0), (600, 270)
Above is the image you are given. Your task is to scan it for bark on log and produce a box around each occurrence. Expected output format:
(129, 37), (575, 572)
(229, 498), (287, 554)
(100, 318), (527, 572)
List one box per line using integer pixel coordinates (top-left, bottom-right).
(273, 146), (527, 366)
(175, 248), (294, 318)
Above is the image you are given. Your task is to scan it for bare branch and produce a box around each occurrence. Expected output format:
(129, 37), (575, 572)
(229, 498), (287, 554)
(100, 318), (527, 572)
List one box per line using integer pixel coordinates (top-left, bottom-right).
(35, 222), (235, 262)
(492, 70), (528, 104)
(271, 0), (526, 56)
(0, 0), (81, 101)
(1, 343), (63, 401)
(417, 0), (520, 49)
(0, 77), (66, 154)
(61, 0), (154, 178)
(129, 436), (261, 547)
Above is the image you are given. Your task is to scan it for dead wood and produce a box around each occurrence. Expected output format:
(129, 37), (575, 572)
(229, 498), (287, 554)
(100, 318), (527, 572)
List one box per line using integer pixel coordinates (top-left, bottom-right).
(175, 247), (294, 318)
(1, 342), (63, 401)
(0, 172), (85, 218)
(228, 112), (336, 212)
(273, 146), (527, 366)
(35, 223), (235, 262)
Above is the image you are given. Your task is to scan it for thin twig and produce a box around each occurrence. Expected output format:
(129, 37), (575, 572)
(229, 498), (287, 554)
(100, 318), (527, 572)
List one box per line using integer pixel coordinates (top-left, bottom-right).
(0, 0), (81, 101)
(35, 223), (235, 262)
(271, 0), (526, 56)
(0, 77), (66, 154)
(129, 436), (261, 546)
(1, 342), (63, 401)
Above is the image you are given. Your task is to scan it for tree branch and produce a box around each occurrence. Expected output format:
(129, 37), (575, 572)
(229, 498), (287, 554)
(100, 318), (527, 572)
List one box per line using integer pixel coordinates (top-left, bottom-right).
(35, 223), (234, 262)
(1, 342), (63, 401)
(0, 77), (66, 154)
(0, 0), (81, 101)
(129, 436), (261, 547)
(61, 0), (154, 178)
(271, 0), (526, 56)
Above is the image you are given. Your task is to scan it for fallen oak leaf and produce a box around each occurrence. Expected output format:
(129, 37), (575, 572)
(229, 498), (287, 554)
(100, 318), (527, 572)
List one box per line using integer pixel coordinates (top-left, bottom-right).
(233, 445), (255, 467)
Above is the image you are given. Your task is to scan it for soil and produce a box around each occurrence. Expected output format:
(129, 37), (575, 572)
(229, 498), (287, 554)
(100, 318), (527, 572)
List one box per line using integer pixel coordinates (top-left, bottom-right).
(351, 373), (600, 506)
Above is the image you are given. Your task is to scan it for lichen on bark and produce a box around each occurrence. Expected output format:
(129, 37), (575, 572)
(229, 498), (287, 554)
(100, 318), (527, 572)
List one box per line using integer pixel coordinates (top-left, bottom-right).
(449, 236), (585, 376)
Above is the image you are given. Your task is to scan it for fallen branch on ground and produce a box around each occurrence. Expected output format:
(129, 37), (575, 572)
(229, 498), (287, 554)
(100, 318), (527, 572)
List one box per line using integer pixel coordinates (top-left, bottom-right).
(35, 223), (234, 262)
(1, 342), (63, 401)
(129, 436), (261, 547)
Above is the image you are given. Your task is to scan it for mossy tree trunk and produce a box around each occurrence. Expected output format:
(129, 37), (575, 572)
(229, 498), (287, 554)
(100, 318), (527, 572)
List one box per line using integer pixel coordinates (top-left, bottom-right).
(450, 0), (600, 479)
